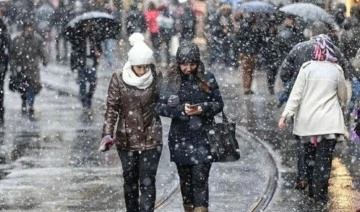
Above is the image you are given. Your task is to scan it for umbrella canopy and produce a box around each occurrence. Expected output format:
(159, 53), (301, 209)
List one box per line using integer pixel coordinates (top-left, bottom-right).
(63, 11), (120, 42)
(280, 3), (337, 26)
(236, 1), (275, 14)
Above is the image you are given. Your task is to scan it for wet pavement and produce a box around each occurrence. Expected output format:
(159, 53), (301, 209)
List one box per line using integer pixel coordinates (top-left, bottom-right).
(0, 44), (359, 211)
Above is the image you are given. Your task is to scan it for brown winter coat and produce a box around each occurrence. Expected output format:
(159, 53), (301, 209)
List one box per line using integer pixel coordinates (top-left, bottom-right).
(102, 68), (163, 151)
(10, 33), (47, 94)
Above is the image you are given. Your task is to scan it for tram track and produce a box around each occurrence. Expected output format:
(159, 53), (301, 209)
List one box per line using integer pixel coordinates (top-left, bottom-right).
(152, 125), (280, 212)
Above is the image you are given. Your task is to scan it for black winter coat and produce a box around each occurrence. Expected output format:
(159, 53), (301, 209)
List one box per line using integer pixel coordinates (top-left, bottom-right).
(155, 64), (224, 165)
(70, 32), (102, 70)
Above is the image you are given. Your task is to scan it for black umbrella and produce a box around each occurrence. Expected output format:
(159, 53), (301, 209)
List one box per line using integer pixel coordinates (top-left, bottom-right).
(235, 1), (275, 14)
(63, 11), (120, 41)
(279, 3), (337, 27)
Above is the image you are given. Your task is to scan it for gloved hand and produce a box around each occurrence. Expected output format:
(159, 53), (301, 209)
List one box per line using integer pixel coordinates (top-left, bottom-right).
(98, 135), (115, 152)
(167, 95), (180, 107)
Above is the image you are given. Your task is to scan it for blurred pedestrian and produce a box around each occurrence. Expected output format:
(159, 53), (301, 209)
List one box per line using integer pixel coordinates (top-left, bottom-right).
(278, 34), (348, 206)
(69, 21), (102, 110)
(331, 3), (346, 27)
(52, 0), (70, 63)
(277, 14), (305, 62)
(261, 18), (282, 95)
(100, 33), (163, 212)
(234, 13), (263, 95)
(0, 18), (9, 125)
(145, 1), (161, 63)
(209, 3), (235, 67)
(155, 41), (224, 212)
(179, 6), (197, 42)
(157, 5), (175, 67)
(10, 20), (47, 120)
(126, 3), (147, 37)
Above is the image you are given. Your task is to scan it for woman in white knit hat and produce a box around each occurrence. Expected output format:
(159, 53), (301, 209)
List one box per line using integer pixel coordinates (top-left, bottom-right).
(99, 33), (163, 212)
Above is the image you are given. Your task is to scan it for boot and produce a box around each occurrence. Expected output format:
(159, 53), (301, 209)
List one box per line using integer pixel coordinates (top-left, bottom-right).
(28, 108), (36, 121)
(0, 108), (4, 126)
(183, 204), (194, 212)
(193, 206), (208, 212)
(21, 101), (27, 115)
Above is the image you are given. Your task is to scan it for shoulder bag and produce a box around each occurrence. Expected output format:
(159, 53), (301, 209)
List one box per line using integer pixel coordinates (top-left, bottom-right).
(207, 111), (240, 162)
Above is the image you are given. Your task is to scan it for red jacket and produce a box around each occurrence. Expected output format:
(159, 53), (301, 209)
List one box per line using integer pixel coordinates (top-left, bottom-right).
(145, 9), (159, 33)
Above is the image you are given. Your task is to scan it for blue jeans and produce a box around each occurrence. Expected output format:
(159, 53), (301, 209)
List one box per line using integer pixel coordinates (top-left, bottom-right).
(78, 66), (97, 108)
(21, 86), (36, 109)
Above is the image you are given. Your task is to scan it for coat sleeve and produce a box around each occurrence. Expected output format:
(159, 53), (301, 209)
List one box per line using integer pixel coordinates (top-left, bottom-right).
(199, 73), (224, 118)
(279, 46), (297, 84)
(154, 82), (189, 120)
(337, 68), (348, 111)
(102, 72), (121, 137)
(281, 67), (306, 118)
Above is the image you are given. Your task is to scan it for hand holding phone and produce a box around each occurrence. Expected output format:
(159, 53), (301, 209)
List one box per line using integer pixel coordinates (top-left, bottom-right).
(185, 103), (202, 115)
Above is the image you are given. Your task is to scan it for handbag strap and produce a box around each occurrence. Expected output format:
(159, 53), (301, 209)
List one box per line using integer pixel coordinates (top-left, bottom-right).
(221, 110), (229, 124)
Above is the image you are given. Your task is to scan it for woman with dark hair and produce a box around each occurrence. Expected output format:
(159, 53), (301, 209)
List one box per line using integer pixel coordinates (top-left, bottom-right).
(155, 41), (224, 212)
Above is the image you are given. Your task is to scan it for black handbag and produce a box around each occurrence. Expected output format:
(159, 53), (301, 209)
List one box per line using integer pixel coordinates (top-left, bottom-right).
(207, 111), (240, 162)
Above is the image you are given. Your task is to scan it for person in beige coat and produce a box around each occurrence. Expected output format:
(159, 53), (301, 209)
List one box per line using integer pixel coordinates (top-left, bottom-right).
(278, 34), (347, 206)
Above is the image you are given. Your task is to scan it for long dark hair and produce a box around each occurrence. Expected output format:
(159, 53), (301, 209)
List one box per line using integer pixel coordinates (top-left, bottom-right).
(165, 61), (211, 94)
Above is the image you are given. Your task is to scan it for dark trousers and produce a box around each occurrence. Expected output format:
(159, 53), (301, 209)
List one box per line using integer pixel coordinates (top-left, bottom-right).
(150, 33), (161, 63)
(266, 66), (277, 91)
(118, 146), (162, 212)
(78, 66), (97, 108)
(20, 86), (36, 109)
(176, 163), (212, 207)
(297, 138), (337, 203)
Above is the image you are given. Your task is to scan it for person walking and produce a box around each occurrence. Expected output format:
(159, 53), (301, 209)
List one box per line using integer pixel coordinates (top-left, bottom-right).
(10, 20), (47, 120)
(69, 21), (102, 110)
(155, 41), (224, 212)
(278, 34), (348, 207)
(100, 33), (163, 212)
(234, 12), (263, 95)
(145, 2), (161, 64)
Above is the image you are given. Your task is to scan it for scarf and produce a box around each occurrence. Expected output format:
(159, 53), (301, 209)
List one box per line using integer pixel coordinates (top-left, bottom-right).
(122, 61), (153, 89)
(312, 34), (338, 63)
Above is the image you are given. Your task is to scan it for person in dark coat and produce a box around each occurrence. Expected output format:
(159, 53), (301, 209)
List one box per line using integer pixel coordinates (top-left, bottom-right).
(157, 6), (175, 66)
(261, 18), (282, 95)
(278, 21), (357, 107)
(10, 20), (47, 120)
(69, 21), (102, 109)
(209, 4), (235, 67)
(52, 0), (70, 62)
(179, 6), (197, 42)
(100, 33), (163, 212)
(125, 3), (147, 36)
(0, 18), (9, 125)
(234, 12), (263, 95)
(277, 14), (305, 63)
(155, 41), (224, 212)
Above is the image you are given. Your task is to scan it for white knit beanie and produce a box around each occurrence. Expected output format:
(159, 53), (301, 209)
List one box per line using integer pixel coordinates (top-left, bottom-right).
(127, 33), (154, 66)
